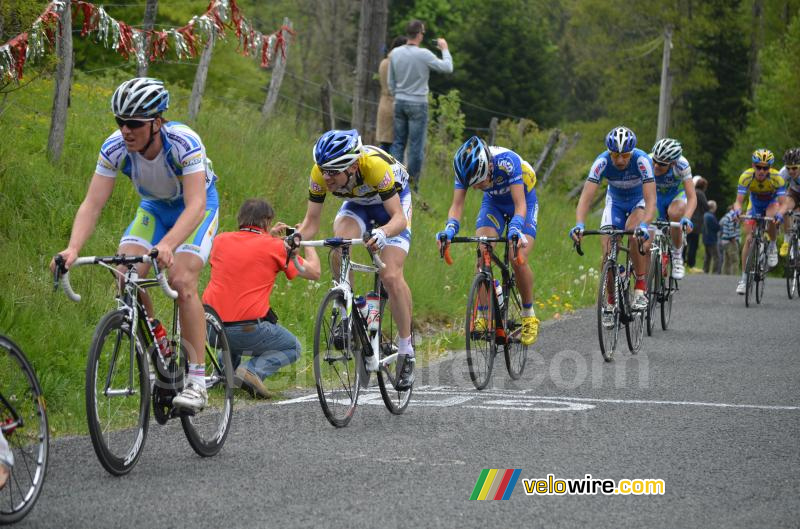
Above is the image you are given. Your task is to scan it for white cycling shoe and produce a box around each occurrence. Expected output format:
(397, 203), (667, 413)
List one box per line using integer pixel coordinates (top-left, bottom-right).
(672, 256), (686, 279)
(767, 243), (778, 268)
(736, 280), (746, 295)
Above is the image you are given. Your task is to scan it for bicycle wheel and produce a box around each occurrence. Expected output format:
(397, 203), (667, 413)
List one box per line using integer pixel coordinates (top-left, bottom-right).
(465, 273), (496, 390)
(181, 305), (234, 457)
(645, 249), (660, 336)
(85, 310), (150, 476)
(313, 289), (361, 427)
(376, 298), (412, 414)
(503, 284), (527, 380)
(786, 235), (797, 299)
(756, 240), (766, 304)
(660, 254), (674, 329)
(597, 260), (620, 362)
(625, 261), (645, 354)
(0, 336), (48, 524)
(744, 239), (758, 307)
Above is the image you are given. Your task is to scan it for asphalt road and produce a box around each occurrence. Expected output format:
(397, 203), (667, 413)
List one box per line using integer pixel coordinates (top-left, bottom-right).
(15, 274), (800, 528)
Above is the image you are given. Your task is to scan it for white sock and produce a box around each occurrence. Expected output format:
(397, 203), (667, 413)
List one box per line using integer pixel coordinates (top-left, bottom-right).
(398, 335), (414, 357)
(522, 307), (536, 318)
(672, 248), (682, 259)
(188, 363), (206, 389)
(740, 272), (747, 282)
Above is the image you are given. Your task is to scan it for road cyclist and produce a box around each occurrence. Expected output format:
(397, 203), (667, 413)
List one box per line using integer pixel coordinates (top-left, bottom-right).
(778, 147), (800, 258)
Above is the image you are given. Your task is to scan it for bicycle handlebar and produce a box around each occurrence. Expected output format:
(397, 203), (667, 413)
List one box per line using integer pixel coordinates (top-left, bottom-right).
(54, 252), (178, 302)
(438, 234), (523, 266)
(288, 236), (386, 270)
(740, 215), (776, 222)
(572, 229), (642, 257)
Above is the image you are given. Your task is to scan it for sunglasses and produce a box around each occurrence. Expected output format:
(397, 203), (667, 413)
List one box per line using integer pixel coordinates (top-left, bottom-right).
(653, 159), (670, 167)
(754, 165), (770, 171)
(609, 151), (632, 160)
(115, 117), (155, 129)
(786, 165), (800, 171)
(322, 169), (343, 178)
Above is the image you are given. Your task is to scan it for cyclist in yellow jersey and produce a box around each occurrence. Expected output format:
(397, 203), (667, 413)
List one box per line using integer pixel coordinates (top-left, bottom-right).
(296, 130), (415, 389)
(733, 148), (787, 294)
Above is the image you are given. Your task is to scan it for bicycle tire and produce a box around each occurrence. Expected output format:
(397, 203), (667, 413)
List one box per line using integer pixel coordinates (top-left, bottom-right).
(625, 260), (645, 354)
(756, 240), (766, 304)
(744, 239), (756, 307)
(313, 289), (361, 427)
(597, 260), (620, 362)
(660, 253), (674, 329)
(85, 310), (150, 476)
(645, 249), (660, 336)
(180, 305), (234, 457)
(790, 236), (800, 299)
(465, 273), (496, 390)
(503, 284), (527, 380)
(376, 298), (412, 415)
(0, 336), (48, 525)
(786, 235), (797, 299)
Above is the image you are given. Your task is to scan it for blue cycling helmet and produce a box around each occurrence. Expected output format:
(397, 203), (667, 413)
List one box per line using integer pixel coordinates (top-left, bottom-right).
(605, 126), (637, 153)
(453, 136), (491, 188)
(313, 129), (363, 171)
(111, 77), (169, 118)
(751, 148), (775, 166)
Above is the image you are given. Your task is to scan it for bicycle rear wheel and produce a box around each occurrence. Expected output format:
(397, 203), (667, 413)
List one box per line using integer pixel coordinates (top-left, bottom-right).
(376, 299), (412, 414)
(660, 254), (674, 329)
(465, 273), (496, 390)
(786, 236), (798, 299)
(645, 249), (660, 336)
(0, 336), (48, 524)
(744, 239), (758, 307)
(85, 310), (150, 476)
(597, 260), (620, 362)
(313, 289), (361, 427)
(181, 305), (234, 457)
(503, 284), (527, 380)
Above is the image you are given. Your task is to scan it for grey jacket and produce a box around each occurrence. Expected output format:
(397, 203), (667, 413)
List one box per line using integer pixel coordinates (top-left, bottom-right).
(388, 45), (453, 103)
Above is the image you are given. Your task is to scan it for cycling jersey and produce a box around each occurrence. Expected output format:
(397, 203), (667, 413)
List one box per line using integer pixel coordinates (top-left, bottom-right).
(454, 147), (536, 203)
(779, 166), (800, 193)
(95, 121), (218, 202)
(308, 145), (409, 205)
(651, 155), (692, 195)
(587, 148), (654, 202)
(737, 167), (785, 204)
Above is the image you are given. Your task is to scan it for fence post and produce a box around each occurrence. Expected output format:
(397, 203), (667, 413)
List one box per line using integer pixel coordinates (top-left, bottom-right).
(188, 31), (214, 122)
(533, 128), (560, 173)
(541, 132), (579, 185)
(137, 0), (159, 77)
(320, 79), (334, 130)
(488, 117), (498, 145)
(262, 18), (292, 120)
(47, 0), (73, 163)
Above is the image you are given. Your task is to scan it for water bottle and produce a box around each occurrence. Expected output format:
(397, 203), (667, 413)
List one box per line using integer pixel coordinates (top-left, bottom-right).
(493, 279), (504, 310)
(365, 291), (380, 331)
(151, 319), (172, 358)
(354, 296), (368, 322)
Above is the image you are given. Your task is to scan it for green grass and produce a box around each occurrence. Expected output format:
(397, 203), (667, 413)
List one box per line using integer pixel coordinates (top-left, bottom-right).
(0, 76), (609, 435)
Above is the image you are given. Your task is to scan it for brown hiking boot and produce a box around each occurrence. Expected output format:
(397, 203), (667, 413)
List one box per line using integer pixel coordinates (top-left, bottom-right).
(235, 366), (272, 399)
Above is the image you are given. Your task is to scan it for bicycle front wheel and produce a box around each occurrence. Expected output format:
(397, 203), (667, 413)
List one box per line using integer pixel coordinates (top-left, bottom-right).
(744, 240), (758, 307)
(376, 298), (412, 415)
(85, 310), (150, 476)
(0, 336), (48, 524)
(465, 273), (496, 390)
(645, 250), (660, 336)
(625, 268), (645, 354)
(660, 254), (674, 329)
(789, 236), (800, 299)
(503, 285), (528, 380)
(313, 289), (361, 427)
(181, 305), (234, 457)
(755, 242), (766, 304)
(597, 260), (620, 362)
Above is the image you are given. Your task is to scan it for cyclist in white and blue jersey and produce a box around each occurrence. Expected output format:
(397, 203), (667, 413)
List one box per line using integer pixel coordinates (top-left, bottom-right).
(437, 136), (540, 345)
(570, 126), (656, 311)
(650, 138), (697, 279)
(51, 78), (219, 411)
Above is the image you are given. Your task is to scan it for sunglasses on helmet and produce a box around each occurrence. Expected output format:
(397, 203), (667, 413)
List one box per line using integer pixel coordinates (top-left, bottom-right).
(115, 117), (155, 129)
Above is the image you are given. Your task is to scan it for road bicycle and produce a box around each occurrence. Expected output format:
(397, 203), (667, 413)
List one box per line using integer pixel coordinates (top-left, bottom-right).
(288, 235), (411, 428)
(574, 228), (645, 361)
(439, 231), (527, 390)
(0, 335), (48, 525)
(645, 220), (684, 335)
(784, 211), (800, 299)
(740, 215), (774, 307)
(54, 252), (233, 475)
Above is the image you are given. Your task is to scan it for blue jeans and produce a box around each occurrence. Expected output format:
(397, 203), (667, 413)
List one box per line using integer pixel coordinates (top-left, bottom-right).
(223, 321), (301, 381)
(391, 100), (428, 189)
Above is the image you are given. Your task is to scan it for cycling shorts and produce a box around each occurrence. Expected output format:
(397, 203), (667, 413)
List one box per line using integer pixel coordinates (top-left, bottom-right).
(121, 186), (219, 263)
(744, 196), (778, 226)
(656, 189), (686, 221)
(335, 186), (412, 253)
(601, 192), (645, 230)
(475, 190), (538, 239)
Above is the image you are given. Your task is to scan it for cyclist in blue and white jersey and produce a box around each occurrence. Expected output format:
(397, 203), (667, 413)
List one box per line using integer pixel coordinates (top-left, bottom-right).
(570, 126), (656, 311)
(650, 138), (697, 279)
(779, 147), (800, 257)
(51, 78), (219, 411)
(437, 136), (540, 345)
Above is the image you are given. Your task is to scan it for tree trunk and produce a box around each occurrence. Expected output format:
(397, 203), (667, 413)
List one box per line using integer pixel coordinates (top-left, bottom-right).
(488, 117), (498, 145)
(351, 0), (387, 143)
(137, 0), (158, 77)
(321, 79), (334, 130)
(262, 18), (292, 121)
(47, 0), (73, 163)
(541, 132), (580, 186)
(748, 0), (764, 98)
(188, 31), (214, 122)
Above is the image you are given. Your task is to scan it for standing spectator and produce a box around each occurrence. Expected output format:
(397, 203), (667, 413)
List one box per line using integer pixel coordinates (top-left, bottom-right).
(703, 200), (721, 274)
(687, 175), (709, 269)
(376, 36), (407, 152)
(719, 203), (741, 275)
(389, 19), (453, 193)
(202, 199), (321, 398)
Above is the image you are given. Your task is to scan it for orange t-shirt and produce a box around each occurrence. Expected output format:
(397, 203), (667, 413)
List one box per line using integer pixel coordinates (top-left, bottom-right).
(202, 228), (301, 322)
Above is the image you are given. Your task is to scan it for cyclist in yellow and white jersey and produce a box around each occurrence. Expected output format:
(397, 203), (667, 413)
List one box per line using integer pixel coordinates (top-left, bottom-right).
(778, 148), (800, 257)
(733, 148), (787, 294)
(296, 129), (415, 389)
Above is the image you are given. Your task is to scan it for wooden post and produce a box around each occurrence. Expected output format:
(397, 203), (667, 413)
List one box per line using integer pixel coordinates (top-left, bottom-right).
(351, 0), (388, 141)
(137, 0), (159, 77)
(262, 18), (292, 120)
(47, 0), (73, 163)
(656, 26), (672, 140)
(488, 117), (498, 145)
(533, 128), (560, 173)
(541, 132), (580, 185)
(188, 31), (214, 123)
(320, 79), (334, 130)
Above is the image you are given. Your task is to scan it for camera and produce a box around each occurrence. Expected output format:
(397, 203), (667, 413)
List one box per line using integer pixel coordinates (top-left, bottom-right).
(284, 226), (296, 236)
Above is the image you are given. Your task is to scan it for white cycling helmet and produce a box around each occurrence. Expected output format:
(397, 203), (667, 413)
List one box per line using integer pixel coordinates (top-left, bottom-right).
(111, 77), (170, 118)
(652, 138), (683, 163)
